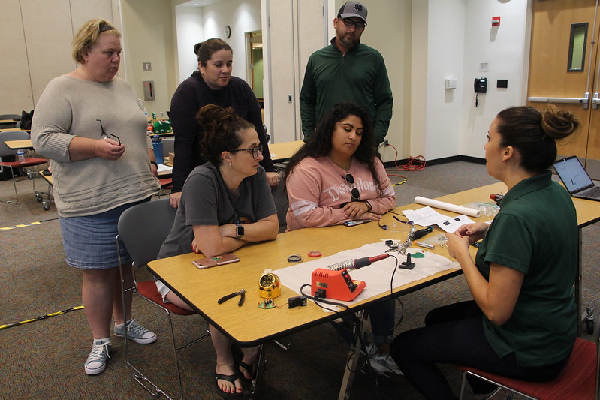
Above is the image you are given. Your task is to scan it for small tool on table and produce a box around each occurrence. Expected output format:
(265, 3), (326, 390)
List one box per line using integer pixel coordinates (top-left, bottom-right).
(218, 289), (246, 306)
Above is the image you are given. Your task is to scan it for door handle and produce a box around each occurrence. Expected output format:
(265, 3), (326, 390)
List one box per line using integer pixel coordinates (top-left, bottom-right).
(592, 93), (600, 110)
(528, 93), (590, 109)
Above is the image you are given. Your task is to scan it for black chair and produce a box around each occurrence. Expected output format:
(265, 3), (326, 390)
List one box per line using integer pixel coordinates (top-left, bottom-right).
(116, 198), (209, 399)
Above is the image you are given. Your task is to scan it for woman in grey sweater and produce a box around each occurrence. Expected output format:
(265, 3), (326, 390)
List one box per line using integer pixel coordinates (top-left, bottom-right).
(32, 19), (159, 376)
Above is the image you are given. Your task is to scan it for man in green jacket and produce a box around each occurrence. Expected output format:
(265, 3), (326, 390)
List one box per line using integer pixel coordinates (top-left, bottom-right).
(300, 1), (393, 144)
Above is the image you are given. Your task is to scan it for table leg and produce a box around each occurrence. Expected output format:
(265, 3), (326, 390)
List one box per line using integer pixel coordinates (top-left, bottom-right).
(338, 311), (365, 400)
(248, 344), (264, 399)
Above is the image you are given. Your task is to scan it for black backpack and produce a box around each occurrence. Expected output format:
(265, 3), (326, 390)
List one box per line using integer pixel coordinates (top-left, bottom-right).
(20, 110), (34, 130)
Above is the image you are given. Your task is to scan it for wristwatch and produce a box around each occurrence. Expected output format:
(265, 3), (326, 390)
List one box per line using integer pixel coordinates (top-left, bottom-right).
(235, 223), (244, 239)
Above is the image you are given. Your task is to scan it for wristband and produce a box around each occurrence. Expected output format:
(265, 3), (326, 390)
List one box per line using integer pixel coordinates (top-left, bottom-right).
(150, 161), (158, 167)
(364, 200), (372, 212)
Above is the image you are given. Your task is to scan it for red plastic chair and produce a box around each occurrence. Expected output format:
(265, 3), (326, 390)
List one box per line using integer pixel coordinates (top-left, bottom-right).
(0, 131), (47, 204)
(459, 336), (599, 400)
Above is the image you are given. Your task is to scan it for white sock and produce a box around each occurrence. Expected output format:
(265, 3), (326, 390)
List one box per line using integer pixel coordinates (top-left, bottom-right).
(114, 319), (132, 329)
(93, 338), (111, 345)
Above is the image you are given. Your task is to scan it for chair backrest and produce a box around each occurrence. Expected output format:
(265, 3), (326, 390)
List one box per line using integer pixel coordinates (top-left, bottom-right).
(117, 198), (176, 267)
(0, 114), (21, 120)
(162, 137), (174, 155)
(0, 130), (30, 157)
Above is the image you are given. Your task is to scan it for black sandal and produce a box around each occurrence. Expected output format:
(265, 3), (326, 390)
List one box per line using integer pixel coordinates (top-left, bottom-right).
(238, 360), (257, 381)
(215, 372), (243, 398)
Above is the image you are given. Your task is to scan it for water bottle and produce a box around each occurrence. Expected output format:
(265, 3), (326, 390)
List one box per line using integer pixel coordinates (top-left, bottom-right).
(17, 149), (26, 163)
(152, 135), (164, 164)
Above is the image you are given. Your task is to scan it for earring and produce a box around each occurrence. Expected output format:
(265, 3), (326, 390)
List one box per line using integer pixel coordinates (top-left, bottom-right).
(229, 163), (232, 168)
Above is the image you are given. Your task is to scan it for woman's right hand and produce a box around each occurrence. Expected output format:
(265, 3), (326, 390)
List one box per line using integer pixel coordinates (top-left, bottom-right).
(169, 191), (182, 209)
(454, 222), (489, 243)
(94, 138), (124, 160)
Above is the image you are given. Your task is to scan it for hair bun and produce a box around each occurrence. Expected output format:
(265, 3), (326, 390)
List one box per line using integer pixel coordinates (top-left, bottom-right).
(196, 104), (236, 133)
(541, 108), (579, 140)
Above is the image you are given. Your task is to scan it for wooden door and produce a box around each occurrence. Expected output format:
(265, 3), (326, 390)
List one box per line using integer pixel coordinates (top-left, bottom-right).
(527, 0), (600, 164)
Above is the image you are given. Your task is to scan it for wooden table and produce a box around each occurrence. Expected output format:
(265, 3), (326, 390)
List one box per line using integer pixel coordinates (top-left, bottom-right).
(147, 181), (600, 398)
(147, 183), (498, 398)
(5, 139), (33, 150)
(268, 140), (303, 162)
(0, 128), (29, 133)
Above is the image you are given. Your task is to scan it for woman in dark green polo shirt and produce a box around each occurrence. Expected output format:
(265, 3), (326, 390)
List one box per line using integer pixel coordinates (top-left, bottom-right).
(390, 106), (580, 400)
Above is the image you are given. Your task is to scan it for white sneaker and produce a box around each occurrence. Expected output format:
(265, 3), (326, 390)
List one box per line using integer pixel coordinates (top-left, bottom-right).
(114, 319), (157, 344)
(365, 344), (403, 376)
(85, 341), (111, 375)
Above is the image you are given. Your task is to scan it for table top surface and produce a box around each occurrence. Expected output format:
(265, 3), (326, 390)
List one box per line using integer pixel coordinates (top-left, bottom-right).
(143, 182), (486, 344)
(5, 139), (33, 150)
(0, 128), (28, 133)
(269, 140), (303, 162)
(148, 181), (600, 346)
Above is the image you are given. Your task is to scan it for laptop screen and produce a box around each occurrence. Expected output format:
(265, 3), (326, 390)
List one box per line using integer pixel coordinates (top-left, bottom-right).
(554, 156), (594, 193)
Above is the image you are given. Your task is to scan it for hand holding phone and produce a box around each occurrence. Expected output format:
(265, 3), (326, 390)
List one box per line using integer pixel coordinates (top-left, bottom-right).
(193, 253), (240, 269)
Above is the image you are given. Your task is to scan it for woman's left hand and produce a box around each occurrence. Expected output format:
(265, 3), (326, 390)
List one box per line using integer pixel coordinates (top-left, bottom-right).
(445, 231), (470, 261)
(266, 172), (280, 186)
(342, 201), (371, 220)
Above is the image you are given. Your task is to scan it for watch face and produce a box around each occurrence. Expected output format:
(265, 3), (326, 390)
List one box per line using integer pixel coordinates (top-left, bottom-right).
(237, 225), (244, 237)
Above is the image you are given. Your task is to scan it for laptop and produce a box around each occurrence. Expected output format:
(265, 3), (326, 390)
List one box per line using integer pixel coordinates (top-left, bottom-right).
(554, 156), (600, 201)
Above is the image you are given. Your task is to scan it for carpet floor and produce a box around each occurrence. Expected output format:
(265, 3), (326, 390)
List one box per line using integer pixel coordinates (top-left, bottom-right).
(0, 160), (598, 400)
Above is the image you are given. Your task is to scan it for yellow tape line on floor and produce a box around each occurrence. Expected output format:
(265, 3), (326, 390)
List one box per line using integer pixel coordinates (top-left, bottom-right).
(0, 305), (84, 330)
(0, 217), (58, 231)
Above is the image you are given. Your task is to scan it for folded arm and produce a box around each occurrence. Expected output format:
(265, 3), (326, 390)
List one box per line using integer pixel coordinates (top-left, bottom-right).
(192, 214), (278, 258)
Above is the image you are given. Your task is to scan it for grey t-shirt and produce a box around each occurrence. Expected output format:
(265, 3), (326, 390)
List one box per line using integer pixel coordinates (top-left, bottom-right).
(158, 162), (277, 258)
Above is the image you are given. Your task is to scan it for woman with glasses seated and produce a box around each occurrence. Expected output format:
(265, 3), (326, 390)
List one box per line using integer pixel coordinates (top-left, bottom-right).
(31, 19), (159, 376)
(155, 104), (278, 398)
(284, 102), (398, 373)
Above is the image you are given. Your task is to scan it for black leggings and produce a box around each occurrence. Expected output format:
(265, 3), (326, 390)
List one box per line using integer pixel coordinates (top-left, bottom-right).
(390, 301), (569, 400)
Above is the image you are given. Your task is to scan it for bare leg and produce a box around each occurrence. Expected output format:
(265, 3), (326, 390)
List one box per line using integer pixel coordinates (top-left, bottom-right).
(210, 324), (243, 394)
(165, 290), (194, 311)
(113, 263), (133, 325)
(82, 268), (116, 339)
(165, 290), (242, 393)
(239, 346), (259, 379)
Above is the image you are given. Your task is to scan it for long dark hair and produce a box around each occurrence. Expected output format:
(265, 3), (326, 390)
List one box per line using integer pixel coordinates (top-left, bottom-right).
(496, 106), (579, 173)
(285, 102), (382, 192)
(196, 104), (253, 166)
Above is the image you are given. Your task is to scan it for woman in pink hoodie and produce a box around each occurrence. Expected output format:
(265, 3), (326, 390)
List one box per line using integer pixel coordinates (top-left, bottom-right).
(285, 102), (399, 373)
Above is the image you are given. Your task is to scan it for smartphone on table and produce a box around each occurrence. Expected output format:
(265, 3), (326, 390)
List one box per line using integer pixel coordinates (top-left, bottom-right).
(343, 220), (370, 227)
(193, 253), (240, 269)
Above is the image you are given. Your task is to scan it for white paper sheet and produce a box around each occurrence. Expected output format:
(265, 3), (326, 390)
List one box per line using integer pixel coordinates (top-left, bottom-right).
(402, 206), (474, 233)
(157, 164), (173, 173)
(274, 241), (459, 309)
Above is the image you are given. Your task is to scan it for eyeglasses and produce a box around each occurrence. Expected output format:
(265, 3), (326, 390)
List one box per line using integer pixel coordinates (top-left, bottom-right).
(341, 18), (366, 30)
(97, 119), (120, 145)
(344, 173), (361, 201)
(230, 144), (263, 159)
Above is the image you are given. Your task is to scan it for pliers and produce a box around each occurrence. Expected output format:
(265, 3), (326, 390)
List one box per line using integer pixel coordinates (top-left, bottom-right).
(218, 289), (246, 306)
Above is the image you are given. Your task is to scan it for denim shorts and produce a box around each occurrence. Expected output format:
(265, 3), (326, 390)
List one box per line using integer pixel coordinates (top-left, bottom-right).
(60, 199), (149, 269)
